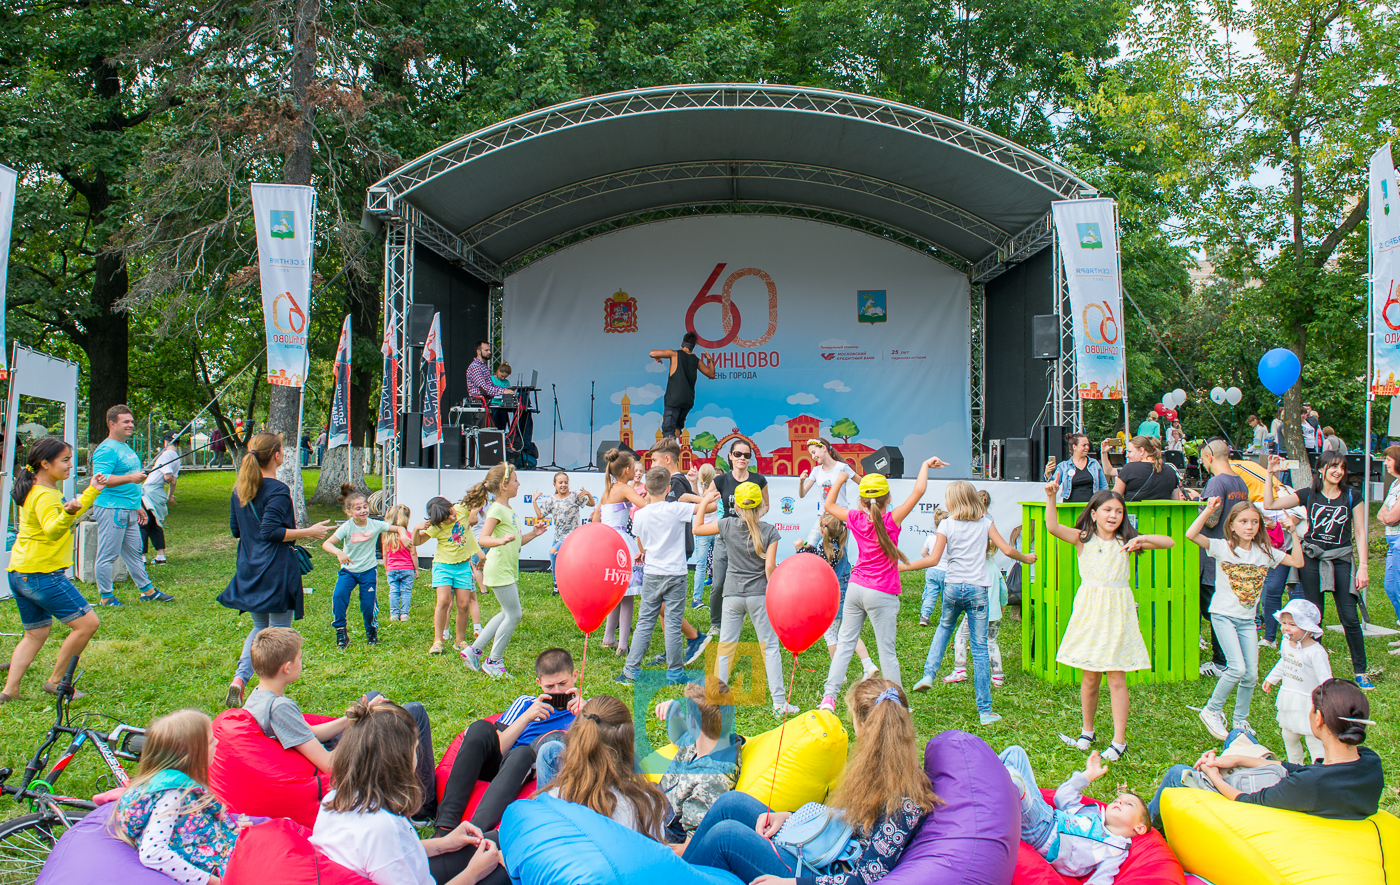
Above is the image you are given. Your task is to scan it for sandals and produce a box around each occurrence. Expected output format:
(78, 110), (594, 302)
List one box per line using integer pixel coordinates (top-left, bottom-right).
(1102, 742), (1128, 762)
(1060, 731), (1095, 752)
(429, 642), (444, 655)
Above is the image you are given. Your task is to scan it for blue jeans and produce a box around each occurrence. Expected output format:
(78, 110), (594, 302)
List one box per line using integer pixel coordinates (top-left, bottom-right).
(234, 610), (295, 683)
(921, 583), (993, 714)
(691, 535), (714, 604)
(332, 567), (379, 632)
(387, 570), (415, 618)
(1148, 728), (1258, 829)
(549, 538), (562, 589)
(534, 739), (565, 791)
(9, 571), (93, 631)
(1261, 565), (1289, 642)
(920, 568), (946, 621)
(1206, 613), (1258, 727)
(683, 791), (800, 879)
(997, 745), (1057, 852)
(1385, 535), (1400, 627)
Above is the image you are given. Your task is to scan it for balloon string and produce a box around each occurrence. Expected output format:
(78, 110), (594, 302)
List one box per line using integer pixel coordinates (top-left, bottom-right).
(762, 651), (802, 875)
(580, 630), (590, 695)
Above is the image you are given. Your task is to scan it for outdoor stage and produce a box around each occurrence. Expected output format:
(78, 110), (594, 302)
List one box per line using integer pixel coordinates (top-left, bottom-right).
(398, 467), (1045, 569)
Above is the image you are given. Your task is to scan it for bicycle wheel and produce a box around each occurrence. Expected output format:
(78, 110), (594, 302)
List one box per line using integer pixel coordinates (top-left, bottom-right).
(0, 810), (82, 885)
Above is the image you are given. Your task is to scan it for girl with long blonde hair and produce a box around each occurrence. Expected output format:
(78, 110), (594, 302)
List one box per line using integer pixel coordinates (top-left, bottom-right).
(683, 678), (940, 880)
(595, 449), (647, 654)
(459, 462), (547, 678)
(817, 457), (943, 712)
(383, 504), (418, 622)
(111, 710), (242, 883)
(220, 432), (330, 708)
(693, 481), (793, 717)
(541, 695), (669, 839)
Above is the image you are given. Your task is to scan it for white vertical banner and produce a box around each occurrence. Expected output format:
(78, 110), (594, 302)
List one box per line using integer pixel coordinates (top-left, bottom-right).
(251, 183), (315, 387)
(1052, 198), (1126, 401)
(0, 164), (15, 380)
(1370, 143), (1400, 395)
(421, 313), (444, 448)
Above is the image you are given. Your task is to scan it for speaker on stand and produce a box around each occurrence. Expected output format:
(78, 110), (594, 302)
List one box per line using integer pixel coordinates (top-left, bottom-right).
(860, 446), (904, 478)
(1002, 438), (1037, 481)
(401, 414), (424, 468)
(1032, 315), (1059, 360)
(408, 305), (436, 347)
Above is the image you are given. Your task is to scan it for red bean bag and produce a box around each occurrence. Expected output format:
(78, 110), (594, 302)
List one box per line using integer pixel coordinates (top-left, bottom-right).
(433, 716), (535, 823)
(1012, 791), (1185, 885)
(223, 817), (375, 885)
(209, 708), (335, 829)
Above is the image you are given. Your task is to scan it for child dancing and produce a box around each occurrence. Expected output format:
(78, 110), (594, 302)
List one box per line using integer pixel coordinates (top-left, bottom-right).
(322, 484), (411, 649)
(413, 497), (485, 655)
(383, 504), (418, 622)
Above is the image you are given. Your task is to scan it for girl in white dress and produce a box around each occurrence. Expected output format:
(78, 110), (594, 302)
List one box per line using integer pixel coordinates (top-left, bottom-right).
(1261, 598), (1333, 763)
(1043, 484), (1173, 762)
(596, 448), (646, 655)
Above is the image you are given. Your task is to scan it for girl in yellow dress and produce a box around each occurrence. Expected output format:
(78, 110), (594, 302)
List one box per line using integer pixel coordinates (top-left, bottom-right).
(1043, 483), (1173, 762)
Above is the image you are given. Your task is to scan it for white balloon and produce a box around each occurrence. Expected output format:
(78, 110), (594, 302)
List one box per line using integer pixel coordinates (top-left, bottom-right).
(1167, 390), (1182, 407)
(1210, 386), (1227, 405)
(1225, 386), (1243, 406)
(1172, 388), (1186, 406)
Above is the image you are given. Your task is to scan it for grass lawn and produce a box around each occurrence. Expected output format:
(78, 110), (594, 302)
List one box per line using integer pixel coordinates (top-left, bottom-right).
(2, 469), (1397, 821)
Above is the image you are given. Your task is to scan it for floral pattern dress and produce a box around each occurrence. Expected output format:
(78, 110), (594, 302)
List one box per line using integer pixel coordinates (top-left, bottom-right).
(1056, 535), (1151, 672)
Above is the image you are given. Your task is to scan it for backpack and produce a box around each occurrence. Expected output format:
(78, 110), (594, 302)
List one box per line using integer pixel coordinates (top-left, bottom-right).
(772, 803), (862, 876)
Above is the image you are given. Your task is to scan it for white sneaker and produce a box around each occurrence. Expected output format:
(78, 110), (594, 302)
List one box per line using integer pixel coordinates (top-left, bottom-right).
(942, 669), (968, 684)
(773, 702), (799, 718)
(861, 659), (879, 680)
(1258, 638), (1276, 650)
(1198, 707), (1229, 741)
(1199, 661), (1221, 678)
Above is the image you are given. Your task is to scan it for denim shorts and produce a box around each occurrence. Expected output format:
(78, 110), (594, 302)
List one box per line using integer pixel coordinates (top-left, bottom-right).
(431, 559), (476, 590)
(9, 570), (94, 630)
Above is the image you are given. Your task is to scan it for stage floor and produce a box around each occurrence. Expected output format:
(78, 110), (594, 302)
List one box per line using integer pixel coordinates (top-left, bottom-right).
(396, 467), (1045, 569)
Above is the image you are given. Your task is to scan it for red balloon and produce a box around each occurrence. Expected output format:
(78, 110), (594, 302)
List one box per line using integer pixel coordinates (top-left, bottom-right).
(765, 553), (840, 655)
(555, 522), (632, 633)
(1153, 403), (1167, 416)
(1165, 409), (1178, 421)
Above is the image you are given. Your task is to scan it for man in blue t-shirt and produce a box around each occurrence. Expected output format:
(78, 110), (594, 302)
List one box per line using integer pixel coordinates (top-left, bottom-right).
(434, 648), (580, 833)
(91, 404), (172, 605)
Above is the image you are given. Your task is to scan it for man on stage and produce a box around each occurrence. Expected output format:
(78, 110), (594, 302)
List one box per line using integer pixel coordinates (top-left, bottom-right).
(466, 340), (499, 429)
(649, 332), (715, 439)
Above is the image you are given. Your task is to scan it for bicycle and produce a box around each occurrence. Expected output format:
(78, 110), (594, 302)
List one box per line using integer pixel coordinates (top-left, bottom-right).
(0, 656), (145, 884)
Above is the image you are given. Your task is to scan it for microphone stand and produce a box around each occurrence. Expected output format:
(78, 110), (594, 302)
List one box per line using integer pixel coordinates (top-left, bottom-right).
(583, 380), (598, 471)
(545, 383), (563, 469)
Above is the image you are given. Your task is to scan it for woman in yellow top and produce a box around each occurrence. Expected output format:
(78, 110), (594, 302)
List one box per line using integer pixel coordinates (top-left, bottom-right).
(2, 438), (108, 703)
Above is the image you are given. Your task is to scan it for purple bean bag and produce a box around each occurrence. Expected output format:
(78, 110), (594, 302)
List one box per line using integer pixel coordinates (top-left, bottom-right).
(36, 802), (173, 885)
(880, 729), (1019, 885)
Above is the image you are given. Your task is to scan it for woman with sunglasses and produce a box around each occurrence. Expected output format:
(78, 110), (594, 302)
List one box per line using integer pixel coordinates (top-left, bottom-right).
(704, 442), (769, 636)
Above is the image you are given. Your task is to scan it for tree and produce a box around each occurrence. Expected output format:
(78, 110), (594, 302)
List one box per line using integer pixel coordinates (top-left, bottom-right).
(691, 431), (719, 455)
(1084, 0), (1399, 482)
(831, 418), (860, 442)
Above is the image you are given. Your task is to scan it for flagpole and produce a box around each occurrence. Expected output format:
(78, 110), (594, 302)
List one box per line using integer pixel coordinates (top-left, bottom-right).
(1364, 167), (1376, 625)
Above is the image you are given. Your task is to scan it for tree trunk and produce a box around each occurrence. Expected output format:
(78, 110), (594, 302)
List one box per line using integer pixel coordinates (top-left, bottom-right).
(310, 264), (377, 501)
(309, 445), (369, 504)
(83, 251), (131, 446)
(266, 0), (322, 527)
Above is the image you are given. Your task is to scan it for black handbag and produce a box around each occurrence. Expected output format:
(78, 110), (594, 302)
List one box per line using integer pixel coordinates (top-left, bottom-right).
(249, 500), (314, 575)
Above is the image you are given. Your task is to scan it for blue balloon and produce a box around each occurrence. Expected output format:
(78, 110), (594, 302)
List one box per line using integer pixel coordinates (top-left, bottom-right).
(1258, 348), (1301, 395)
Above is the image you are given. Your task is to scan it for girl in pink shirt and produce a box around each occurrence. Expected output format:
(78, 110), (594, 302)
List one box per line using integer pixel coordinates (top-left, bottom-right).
(383, 505), (419, 621)
(818, 456), (945, 711)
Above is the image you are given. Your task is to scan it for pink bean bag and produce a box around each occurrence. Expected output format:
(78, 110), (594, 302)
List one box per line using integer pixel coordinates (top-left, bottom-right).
(432, 718), (535, 823)
(880, 730), (1020, 885)
(222, 817), (375, 885)
(1011, 792), (1185, 885)
(209, 708), (335, 828)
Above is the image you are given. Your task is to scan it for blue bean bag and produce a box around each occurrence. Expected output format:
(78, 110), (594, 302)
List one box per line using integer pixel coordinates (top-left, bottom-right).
(36, 802), (171, 885)
(880, 729), (1020, 885)
(499, 793), (744, 885)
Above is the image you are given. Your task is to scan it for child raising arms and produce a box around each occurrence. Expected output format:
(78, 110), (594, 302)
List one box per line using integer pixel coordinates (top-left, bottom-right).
(413, 497), (485, 655)
(1187, 497), (1303, 740)
(322, 484), (411, 649)
(1044, 484), (1173, 761)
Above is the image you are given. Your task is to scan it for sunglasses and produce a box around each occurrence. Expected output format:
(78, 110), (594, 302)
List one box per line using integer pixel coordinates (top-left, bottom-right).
(732, 451), (751, 459)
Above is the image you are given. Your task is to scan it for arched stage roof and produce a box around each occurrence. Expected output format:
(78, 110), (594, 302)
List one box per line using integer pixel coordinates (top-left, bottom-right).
(366, 84), (1096, 284)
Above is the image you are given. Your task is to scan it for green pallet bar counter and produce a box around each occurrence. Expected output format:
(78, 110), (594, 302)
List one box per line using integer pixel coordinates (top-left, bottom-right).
(1022, 500), (1201, 685)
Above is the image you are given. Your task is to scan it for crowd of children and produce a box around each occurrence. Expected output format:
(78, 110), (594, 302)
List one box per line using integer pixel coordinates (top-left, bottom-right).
(9, 429), (1395, 885)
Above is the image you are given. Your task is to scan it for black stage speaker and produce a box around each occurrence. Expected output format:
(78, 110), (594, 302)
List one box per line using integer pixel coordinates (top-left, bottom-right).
(440, 426), (463, 470)
(1003, 438), (1036, 481)
(408, 304), (436, 347)
(861, 446), (904, 478)
(1040, 425), (1068, 464)
(595, 441), (637, 471)
(1032, 315), (1059, 360)
(474, 429), (506, 468)
(401, 414), (424, 467)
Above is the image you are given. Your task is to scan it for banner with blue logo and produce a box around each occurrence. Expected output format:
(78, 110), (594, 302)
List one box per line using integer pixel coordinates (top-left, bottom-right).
(1051, 199), (1126, 401)
(0, 164), (15, 380)
(251, 183), (316, 387)
(1370, 143), (1400, 395)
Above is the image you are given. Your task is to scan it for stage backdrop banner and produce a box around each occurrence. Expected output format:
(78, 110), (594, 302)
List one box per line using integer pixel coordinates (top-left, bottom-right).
(251, 183), (315, 387)
(1370, 143), (1400, 395)
(503, 215), (973, 476)
(0, 164), (13, 379)
(1051, 198), (1126, 400)
(328, 314), (352, 449)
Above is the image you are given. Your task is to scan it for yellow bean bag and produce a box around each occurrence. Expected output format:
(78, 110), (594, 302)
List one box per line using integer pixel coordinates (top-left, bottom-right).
(1161, 788), (1400, 885)
(640, 710), (848, 812)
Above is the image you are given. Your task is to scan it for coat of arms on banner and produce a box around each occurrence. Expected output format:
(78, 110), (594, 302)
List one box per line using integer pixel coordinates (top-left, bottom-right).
(1077, 223), (1103, 249)
(604, 290), (638, 333)
(857, 290), (886, 324)
(270, 211), (295, 240)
